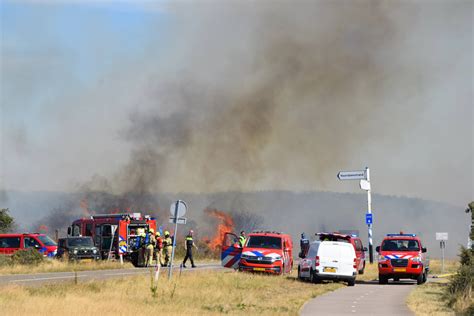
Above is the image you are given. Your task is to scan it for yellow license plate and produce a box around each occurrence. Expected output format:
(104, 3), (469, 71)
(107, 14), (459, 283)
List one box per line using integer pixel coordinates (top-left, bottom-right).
(253, 267), (265, 271)
(324, 267), (336, 273)
(81, 259), (93, 263)
(394, 267), (406, 272)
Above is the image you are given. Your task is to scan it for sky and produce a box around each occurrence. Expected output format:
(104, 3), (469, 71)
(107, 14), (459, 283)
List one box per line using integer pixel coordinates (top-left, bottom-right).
(0, 0), (473, 207)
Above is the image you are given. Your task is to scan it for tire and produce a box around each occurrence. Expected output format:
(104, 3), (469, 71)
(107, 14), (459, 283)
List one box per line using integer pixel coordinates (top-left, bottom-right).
(311, 270), (320, 284)
(416, 273), (424, 285)
(422, 270), (428, 283)
(347, 278), (355, 286)
(297, 267), (301, 280)
(358, 262), (365, 275)
(379, 274), (388, 284)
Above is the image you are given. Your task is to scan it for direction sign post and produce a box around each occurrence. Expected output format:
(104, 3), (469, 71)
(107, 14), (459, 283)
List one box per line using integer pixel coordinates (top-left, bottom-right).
(338, 167), (374, 264)
(436, 232), (448, 274)
(168, 200), (187, 279)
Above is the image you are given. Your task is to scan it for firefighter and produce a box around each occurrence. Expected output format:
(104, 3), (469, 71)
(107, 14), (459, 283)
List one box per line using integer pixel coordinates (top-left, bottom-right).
(144, 228), (156, 267)
(238, 231), (246, 248)
(137, 231), (146, 267)
(162, 231), (173, 267)
(182, 230), (198, 268)
(154, 231), (163, 266)
(299, 232), (310, 258)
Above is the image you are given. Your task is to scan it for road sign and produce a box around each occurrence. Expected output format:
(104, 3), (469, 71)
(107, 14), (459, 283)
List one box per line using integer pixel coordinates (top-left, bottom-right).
(436, 232), (448, 241)
(337, 170), (366, 180)
(169, 217), (187, 225)
(170, 200), (187, 218)
(359, 179), (371, 191)
(365, 213), (373, 225)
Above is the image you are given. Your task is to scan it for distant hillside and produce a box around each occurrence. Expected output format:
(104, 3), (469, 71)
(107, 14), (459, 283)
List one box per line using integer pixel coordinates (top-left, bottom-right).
(3, 190), (467, 258)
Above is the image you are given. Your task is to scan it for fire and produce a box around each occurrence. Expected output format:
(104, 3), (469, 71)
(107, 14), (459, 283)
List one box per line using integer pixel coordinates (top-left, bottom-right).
(204, 209), (234, 251)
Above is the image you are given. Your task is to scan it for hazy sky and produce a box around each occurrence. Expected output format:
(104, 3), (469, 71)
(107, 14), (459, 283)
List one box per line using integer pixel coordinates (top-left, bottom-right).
(1, 0), (472, 206)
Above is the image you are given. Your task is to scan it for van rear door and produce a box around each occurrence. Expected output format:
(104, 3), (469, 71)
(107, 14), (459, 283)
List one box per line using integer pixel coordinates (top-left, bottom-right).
(221, 232), (242, 269)
(318, 242), (355, 277)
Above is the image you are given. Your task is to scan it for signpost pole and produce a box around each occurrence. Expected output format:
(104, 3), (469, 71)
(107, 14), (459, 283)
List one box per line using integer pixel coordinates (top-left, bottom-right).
(441, 241), (445, 274)
(366, 167), (374, 264)
(168, 202), (180, 279)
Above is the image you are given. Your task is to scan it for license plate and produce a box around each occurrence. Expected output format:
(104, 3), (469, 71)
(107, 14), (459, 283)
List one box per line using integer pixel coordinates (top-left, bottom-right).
(253, 267), (265, 271)
(81, 258), (93, 263)
(394, 267), (406, 272)
(324, 267), (336, 273)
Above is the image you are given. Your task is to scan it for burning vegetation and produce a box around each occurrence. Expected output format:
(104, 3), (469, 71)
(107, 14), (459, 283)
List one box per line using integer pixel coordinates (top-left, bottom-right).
(203, 209), (235, 251)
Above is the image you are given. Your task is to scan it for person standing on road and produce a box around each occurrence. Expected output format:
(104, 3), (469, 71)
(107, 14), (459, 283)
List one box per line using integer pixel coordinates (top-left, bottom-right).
(162, 231), (173, 267)
(182, 230), (198, 268)
(154, 231), (163, 266)
(238, 231), (246, 248)
(144, 228), (156, 267)
(299, 233), (310, 258)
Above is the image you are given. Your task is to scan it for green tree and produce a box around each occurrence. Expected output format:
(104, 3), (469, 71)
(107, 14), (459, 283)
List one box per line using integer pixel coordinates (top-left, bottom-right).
(0, 208), (15, 233)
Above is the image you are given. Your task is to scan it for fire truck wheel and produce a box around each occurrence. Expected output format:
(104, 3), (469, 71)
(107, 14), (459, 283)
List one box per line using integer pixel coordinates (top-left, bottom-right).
(416, 273), (424, 285)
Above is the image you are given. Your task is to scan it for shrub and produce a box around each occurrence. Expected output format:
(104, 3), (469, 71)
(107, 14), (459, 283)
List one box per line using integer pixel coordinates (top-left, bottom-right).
(445, 247), (473, 314)
(11, 248), (44, 265)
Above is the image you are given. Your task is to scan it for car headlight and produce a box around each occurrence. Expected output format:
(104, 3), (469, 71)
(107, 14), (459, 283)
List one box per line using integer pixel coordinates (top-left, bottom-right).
(73, 249), (78, 255)
(271, 256), (282, 262)
(411, 256), (422, 263)
(93, 249), (98, 254)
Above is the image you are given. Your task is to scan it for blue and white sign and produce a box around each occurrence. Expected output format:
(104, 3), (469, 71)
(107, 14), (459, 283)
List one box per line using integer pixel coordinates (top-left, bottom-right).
(365, 213), (373, 225)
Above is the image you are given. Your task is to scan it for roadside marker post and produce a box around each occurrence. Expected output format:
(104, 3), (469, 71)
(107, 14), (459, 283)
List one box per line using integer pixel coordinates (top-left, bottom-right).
(168, 200), (187, 279)
(337, 167), (374, 264)
(436, 232), (448, 274)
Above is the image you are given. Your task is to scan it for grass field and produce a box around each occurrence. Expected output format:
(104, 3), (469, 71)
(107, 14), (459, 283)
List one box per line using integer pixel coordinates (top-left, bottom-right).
(407, 279), (455, 316)
(0, 267), (346, 316)
(0, 259), (135, 275)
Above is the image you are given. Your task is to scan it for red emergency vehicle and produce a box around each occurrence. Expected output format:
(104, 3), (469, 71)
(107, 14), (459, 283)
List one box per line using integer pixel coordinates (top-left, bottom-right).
(221, 231), (293, 275)
(317, 232), (367, 274)
(68, 213), (157, 265)
(0, 233), (57, 257)
(376, 233), (429, 285)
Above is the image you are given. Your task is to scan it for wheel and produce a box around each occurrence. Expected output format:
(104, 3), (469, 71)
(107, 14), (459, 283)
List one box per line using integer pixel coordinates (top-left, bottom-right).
(347, 278), (355, 286)
(416, 273), (424, 285)
(311, 270), (320, 284)
(297, 267), (301, 279)
(378, 274), (388, 284)
(422, 270), (428, 283)
(358, 262), (365, 275)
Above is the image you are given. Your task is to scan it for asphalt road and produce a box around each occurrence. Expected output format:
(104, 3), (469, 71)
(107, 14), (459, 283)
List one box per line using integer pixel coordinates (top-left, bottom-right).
(0, 263), (222, 287)
(300, 280), (415, 316)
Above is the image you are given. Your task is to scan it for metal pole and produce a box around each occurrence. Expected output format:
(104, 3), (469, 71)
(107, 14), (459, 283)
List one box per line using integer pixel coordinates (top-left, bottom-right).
(366, 167), (374, 264)
(168, 202), (180, 279)
(441, 241), (445, 274)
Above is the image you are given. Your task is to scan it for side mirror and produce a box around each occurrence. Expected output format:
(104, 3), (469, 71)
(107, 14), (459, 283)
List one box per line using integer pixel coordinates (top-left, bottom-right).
(363, 247), (368, 252)
(376, 246), (380, 253)
(67, 227), (71, 236)
(34, 244), (40, 249)
(422, 247), (427, 253)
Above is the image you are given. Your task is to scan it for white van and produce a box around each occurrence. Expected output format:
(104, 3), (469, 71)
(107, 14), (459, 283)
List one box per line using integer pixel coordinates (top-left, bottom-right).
(298, 241), (357, 286)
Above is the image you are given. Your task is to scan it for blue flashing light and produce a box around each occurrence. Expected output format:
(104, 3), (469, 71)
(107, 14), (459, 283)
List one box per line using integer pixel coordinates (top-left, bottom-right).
(386, 233), (417, 237)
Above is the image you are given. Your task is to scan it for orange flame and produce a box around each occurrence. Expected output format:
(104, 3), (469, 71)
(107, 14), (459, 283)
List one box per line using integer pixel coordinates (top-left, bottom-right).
(204, 209), (234, 251)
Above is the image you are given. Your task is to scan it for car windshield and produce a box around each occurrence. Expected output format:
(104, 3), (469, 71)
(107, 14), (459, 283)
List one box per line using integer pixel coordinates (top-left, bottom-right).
(382, 239), (419, 251)
(37, 235), (57, 246)
(68, 238), (94, 247)
(246, 236), (282, 249)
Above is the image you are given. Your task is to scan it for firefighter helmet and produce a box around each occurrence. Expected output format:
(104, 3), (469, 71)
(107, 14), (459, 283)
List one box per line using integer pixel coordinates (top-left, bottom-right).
(156, 232), (161, 237)
(164, 231), (170, 236)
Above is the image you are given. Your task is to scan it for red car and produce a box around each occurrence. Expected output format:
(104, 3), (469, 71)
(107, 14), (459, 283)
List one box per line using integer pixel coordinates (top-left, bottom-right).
(317, 232), (367, 274)
(221, 231), (293, 275)
(376, 233), (429, 285)
(0, 233), (57, 258)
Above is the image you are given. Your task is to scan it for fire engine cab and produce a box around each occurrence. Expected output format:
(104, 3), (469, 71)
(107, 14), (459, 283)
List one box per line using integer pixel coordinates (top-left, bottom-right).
(221, 231), (293, 275)
(376, 233), (429, 285)
(68, 213), (156, 266)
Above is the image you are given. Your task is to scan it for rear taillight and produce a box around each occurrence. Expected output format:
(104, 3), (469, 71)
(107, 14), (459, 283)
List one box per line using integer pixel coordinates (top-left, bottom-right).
(353, 258), (357, 269)
(315, 256), (320, 266)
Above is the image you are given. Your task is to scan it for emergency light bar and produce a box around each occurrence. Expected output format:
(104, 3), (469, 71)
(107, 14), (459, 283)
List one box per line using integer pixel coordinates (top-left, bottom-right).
(386, 233), (417, 237)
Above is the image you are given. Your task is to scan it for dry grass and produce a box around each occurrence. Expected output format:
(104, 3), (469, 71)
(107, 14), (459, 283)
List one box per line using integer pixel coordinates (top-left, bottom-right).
(0, 260), (134, 275)
(428, 259), (459, 275)
(356, 262), (378, 282)
(407, 279), (455, 316)
(0, 268), (343, 316)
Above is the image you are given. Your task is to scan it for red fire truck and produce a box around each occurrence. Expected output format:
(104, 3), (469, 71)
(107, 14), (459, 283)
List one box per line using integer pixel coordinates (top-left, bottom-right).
(67, 213), (157, 266)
